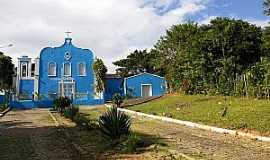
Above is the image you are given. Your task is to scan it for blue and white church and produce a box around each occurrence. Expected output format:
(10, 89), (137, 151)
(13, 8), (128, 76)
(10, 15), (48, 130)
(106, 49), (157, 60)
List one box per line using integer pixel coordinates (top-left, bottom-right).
(14, 37), (104, 108)
(12, 36), (167, 108)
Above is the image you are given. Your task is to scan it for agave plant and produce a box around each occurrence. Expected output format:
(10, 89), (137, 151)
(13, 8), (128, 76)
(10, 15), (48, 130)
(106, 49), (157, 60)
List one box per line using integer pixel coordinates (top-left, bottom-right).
(99, 106), (131, 143)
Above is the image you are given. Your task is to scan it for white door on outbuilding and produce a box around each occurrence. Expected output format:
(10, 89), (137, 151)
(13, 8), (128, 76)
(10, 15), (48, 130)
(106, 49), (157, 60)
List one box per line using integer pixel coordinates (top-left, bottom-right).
(141, 84), (152, 97)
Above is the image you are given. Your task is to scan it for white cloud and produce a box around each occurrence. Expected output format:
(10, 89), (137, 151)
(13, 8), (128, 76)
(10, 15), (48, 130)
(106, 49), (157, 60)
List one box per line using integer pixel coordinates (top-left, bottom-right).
(0, 0), (211, 72)
(199, 15), (269, 29)
(199, 15), (217, 25)
(247, 19), (269, 28)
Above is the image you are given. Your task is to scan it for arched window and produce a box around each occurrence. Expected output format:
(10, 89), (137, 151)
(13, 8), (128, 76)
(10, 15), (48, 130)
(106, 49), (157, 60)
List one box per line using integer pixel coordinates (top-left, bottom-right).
(78, 62), (86, 76)
(64, 62), (71, 76)
(21, 62), (28, 77)
(48, 62), (56, 76)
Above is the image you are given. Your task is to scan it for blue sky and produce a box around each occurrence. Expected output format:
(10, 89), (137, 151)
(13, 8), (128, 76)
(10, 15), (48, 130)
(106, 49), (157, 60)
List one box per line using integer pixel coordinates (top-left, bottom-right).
(0, 0), (269, 72)
(178, 0), (268, 25)
(206, 0), (267, 20)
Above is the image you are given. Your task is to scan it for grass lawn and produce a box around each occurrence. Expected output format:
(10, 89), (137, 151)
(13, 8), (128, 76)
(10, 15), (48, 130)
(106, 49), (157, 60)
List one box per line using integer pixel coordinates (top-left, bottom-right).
(128, 94), (270, 135)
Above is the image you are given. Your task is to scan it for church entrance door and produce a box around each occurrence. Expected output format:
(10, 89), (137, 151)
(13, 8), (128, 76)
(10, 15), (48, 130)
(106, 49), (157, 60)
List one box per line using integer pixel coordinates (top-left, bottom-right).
(59, 78), (75, 100)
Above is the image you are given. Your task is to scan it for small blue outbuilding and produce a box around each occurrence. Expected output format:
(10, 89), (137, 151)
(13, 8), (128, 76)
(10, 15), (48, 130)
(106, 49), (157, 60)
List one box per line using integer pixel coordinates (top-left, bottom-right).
(124, 72), (166, 98)
(104, 74), (124, 101)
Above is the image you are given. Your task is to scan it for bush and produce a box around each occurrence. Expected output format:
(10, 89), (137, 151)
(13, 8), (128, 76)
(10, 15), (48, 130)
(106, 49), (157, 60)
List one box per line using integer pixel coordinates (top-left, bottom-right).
(99, 106), (131, 144)
(63, 106), (79, 121)
(53, 97), (72, 114)
(0, 104), (8, 112)
(112, 93), (124, 107)
(120, 133), (144, 152)
(74, 113), (99, 130)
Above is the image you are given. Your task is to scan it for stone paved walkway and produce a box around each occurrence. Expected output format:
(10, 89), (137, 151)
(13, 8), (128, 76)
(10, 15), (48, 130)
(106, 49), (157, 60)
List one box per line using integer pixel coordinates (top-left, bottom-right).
(0, 109), (76, 160)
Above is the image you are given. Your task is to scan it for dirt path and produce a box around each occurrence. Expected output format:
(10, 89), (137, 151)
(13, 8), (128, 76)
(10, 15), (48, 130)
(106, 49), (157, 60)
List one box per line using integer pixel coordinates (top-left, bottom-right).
(0, 109), (76, 160)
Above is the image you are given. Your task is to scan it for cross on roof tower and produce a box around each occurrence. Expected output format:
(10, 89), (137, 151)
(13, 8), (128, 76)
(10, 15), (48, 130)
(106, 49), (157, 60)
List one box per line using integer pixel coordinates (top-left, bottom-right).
(65, 30), (72, 38)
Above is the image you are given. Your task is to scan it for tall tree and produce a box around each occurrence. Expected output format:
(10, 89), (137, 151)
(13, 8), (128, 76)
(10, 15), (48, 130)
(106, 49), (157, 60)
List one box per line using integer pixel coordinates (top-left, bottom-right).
(113, 49), (155, 77)
(264, 0), (270, 16)
(93, 58), (107, 95)
(0, 52), (14, 91)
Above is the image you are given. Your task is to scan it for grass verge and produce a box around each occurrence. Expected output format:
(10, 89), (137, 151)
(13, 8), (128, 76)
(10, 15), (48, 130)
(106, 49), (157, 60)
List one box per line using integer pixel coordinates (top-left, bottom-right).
(128, 94), (270, 136)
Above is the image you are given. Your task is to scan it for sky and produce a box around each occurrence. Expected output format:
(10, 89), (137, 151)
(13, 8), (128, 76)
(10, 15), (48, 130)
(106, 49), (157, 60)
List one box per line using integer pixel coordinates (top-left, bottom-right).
(0, 0), (269, 73)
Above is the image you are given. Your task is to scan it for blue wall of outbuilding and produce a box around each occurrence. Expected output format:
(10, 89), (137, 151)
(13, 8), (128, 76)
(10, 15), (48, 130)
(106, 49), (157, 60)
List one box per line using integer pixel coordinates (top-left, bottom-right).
(104, 78), (124, 101)
(125, 73), (166, 98)
(0, 95), (4, 104)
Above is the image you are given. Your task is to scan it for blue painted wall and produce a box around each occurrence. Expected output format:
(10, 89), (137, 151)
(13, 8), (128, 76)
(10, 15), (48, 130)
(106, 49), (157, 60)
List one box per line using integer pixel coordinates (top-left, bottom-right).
(125, 73), (166, 98)
(104, 78), (124, 101)
(19, 79), (34, 95)
(0, 95), (4, 104)
(38, 38), (98, 104)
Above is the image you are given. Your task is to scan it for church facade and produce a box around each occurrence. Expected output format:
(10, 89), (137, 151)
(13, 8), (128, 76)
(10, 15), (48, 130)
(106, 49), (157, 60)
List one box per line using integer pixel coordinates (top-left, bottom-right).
(13, 38), (103, 108)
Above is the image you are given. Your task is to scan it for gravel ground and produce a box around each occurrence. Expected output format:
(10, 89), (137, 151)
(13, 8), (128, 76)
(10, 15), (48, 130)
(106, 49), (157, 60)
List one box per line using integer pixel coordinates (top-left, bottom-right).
(0, 109), (76, 160)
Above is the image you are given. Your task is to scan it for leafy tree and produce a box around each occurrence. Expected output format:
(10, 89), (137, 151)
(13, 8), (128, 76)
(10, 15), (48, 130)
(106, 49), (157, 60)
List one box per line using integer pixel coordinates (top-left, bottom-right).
(264, 0), (270, 16)
(262, 26), (270, 57)
(93, 58), (107, 95)
(0, 52), (14, 91)
(113, 49), (155, 77)
(151, 22), (203, 93)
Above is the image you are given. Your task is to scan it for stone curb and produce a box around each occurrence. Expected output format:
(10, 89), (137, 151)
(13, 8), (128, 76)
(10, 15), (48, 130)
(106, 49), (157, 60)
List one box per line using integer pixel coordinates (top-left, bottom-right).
(105, 104), (270, 143)
(0, 107), (11, 117)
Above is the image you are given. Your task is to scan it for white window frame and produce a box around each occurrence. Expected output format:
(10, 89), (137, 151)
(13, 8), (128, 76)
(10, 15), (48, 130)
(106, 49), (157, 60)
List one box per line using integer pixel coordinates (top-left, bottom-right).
(21, 62), (28, 78)
(48, 62), (57, 77)
(63, 62), (71, 77)
(141, 84), (153, 97)
(77, 62), (86, 76)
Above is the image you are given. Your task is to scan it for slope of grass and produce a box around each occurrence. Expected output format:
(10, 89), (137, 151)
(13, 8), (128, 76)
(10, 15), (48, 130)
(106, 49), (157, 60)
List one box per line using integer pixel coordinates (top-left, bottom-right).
(128, 94), (270, 135)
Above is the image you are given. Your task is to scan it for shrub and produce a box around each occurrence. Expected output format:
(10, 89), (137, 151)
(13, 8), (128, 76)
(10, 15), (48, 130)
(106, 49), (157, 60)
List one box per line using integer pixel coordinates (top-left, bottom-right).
(74, 113), (99, 130)
(0, 104), (8, 112)
(112, 93), (124, 107)
(120, 133), (144, 152)
(53, 97), (72, 114)
(63, 106), (79, 121)
(99, 106), (131, 144)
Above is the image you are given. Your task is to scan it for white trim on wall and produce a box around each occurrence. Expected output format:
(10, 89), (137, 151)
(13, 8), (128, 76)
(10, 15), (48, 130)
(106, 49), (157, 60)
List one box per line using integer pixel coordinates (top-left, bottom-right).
(77, 62), (86, 76)
(48, 61), (57, 77)
(126, 72), (165, 80)
(63, 62), (72, 77)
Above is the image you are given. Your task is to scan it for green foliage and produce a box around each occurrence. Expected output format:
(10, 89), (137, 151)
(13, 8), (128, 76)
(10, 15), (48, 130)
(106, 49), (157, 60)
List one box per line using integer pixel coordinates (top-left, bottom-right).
(264, 0), (270, 15)
(53, 97), (72, 114)
(0, 103), (8, 112)
(73, 113), (99, 130)
(0, 52), (14, 91)
(63, 105), (79, 121)
(93, 58), (107, 94)
(113, 49), (155, 77)
(98, 106), (131, 143)
(114, 17), (270, 98)
(120, 133), (144, 152)
(112, 93), (124, 107)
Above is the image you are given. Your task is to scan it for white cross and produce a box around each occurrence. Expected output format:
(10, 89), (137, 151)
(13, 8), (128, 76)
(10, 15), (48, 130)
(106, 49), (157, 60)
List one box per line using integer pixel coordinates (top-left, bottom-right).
(65, 30), (72, 38)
